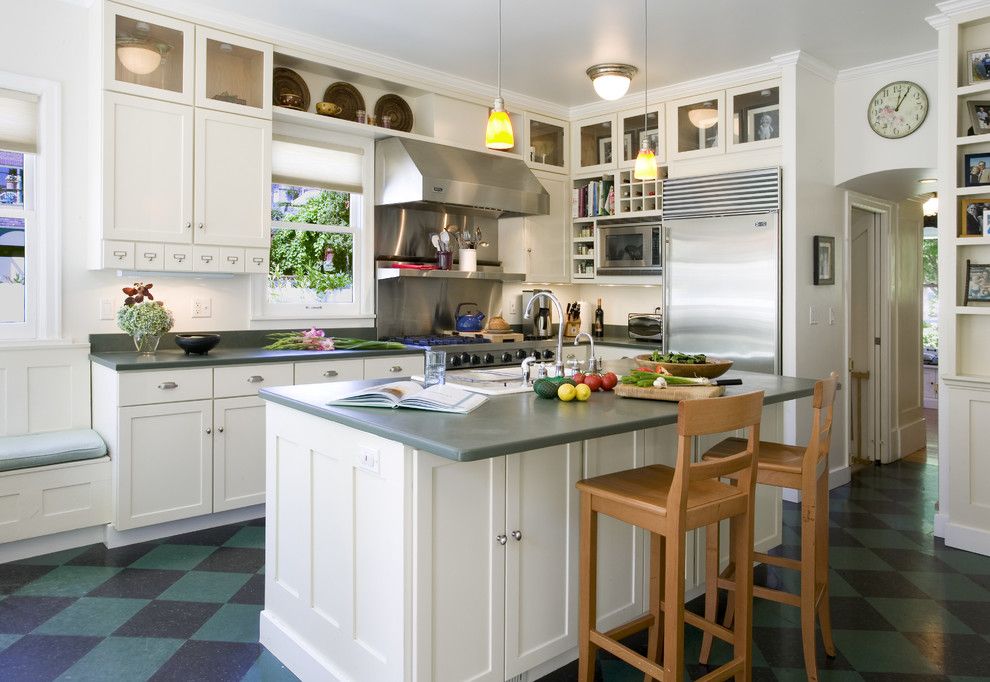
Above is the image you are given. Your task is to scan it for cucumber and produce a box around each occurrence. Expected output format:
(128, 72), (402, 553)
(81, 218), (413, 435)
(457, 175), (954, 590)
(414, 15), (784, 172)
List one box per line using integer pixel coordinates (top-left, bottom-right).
(533, 379), (560, 399)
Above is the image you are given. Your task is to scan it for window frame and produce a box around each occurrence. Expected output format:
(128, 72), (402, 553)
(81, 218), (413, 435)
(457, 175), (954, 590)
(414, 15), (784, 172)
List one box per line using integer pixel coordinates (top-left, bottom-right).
(0, 71), (60, 342)
(251, 125), (374, 323)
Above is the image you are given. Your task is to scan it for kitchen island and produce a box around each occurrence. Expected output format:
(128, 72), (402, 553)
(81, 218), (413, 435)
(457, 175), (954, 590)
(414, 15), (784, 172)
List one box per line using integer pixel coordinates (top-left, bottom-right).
(258, 370), (816, 682)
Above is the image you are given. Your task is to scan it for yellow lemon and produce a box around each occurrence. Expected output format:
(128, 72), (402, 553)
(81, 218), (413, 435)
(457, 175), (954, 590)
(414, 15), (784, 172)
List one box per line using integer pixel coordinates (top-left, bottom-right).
(557, 383), (576, 402)
(575, 383), (592, 402)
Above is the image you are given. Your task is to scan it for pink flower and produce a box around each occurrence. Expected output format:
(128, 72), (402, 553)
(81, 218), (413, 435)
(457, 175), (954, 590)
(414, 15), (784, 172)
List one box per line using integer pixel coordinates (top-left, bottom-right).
(302, 327), (325, 339)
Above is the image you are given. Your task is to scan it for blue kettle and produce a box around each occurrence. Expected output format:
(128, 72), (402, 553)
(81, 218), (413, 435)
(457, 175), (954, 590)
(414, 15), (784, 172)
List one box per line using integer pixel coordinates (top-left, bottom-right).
(455, 302), (485, 332)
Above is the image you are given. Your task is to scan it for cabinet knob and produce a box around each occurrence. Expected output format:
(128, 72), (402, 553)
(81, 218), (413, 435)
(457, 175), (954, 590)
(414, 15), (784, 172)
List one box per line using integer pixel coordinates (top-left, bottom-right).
(247, 375), (264, 383)
(495, 534), (508, 546)
(511, 530), (522, 541)
(389, 365), (403, 373)
(185, 221), (192, 230)
(218, 426), (224, 433)
(157, 381), (178, 390)
(197, 223), (205, 230)
(322, 370), (338, 378)
(205, 427), (212, 435)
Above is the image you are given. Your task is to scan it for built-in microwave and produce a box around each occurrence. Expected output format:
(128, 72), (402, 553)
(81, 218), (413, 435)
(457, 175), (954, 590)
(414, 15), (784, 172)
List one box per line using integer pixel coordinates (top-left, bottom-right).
(596, 221), (661, 276)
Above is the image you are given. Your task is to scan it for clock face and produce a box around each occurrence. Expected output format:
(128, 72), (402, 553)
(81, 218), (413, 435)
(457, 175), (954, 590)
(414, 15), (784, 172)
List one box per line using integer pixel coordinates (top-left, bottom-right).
(868, 81), (929, 139)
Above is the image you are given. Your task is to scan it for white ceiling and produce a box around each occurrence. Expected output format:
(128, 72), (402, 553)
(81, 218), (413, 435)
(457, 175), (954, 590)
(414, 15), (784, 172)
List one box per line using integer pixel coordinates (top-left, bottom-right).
(188, 0), (941, 107)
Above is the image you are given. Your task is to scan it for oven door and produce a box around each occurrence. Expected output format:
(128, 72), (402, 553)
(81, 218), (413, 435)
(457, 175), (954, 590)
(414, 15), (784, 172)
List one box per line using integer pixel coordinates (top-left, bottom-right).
(597, 224), (660, 275)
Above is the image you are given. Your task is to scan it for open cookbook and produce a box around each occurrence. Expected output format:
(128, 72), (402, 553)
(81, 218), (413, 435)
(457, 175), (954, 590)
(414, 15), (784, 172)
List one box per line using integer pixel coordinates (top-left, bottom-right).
(327, 381), (487, 414)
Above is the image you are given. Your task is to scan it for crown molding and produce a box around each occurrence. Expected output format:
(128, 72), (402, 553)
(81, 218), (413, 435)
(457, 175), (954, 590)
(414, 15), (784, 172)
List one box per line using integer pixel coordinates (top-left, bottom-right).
(773, 50), (839, 82)
(929, 0), (990, 27)
(835, 50), (938, 82)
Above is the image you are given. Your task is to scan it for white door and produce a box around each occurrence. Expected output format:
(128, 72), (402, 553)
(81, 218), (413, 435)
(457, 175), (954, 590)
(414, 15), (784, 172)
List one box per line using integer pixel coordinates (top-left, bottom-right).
(850, 207), (880, 463)
(525, 172), (569, 283)
(213, 396), (266, 512)
(104, 92), (193, 243)
(116, 400), (212, 530)
(504, 444), (581, 678)
(194, 109), (271, 247)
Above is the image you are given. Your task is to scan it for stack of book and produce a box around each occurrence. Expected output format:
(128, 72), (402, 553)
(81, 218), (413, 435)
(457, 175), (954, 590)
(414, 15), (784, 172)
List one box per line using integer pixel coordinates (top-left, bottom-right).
(572, 179), (614, 218)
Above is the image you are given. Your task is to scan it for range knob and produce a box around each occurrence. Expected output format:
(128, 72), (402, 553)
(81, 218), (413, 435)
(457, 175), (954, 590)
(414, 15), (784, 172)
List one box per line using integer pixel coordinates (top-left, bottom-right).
(515, 349), (528, 360)
(484, 353), (495, 364)
(460, 352), (472, 365)
(470, 354), (482, 365)
(501, 352), (513, 363)
(450, 355), (462, 367)
(542, 349), (555, 360)
(531, 350), (541, 360)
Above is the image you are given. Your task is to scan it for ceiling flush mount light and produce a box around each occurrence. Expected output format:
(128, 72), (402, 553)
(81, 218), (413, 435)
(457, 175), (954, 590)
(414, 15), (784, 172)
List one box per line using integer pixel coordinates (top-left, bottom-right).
(688, 102), (719, 129)
(485, 0), (514, 150)
(633, 1), (656, 180)
(586, 63), (638, 101)
(116, 21), (171, 75)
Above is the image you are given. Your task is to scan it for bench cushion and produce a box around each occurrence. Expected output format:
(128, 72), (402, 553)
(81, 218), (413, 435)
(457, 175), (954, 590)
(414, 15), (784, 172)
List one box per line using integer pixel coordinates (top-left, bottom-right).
(0, 429), (108, 473)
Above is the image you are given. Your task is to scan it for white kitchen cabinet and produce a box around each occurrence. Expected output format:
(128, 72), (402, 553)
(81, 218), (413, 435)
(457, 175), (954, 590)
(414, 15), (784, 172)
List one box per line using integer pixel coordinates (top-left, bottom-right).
(116, 400), (212, 530)
(103, 92), (193, 244)
(524, 112), (569, 174)
(195, 26), (272, 119)
(363, 354), (425, 380)
(294, 358), (364, 385)
(213, 396), (266, 512)
(572, 113), (617, 173)
(499, 171), (570, 283)
(194, 108), (272, 248)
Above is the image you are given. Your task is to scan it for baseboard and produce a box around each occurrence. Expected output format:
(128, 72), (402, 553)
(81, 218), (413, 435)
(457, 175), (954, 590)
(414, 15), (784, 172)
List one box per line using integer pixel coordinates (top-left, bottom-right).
(104, 504), (265, 548)
(944, 520), (990, 556)
(0, 524), (105, 564)
(260, 610), (345, 682)
(894, 417), (926, 459)
(934, 512), (949, 538)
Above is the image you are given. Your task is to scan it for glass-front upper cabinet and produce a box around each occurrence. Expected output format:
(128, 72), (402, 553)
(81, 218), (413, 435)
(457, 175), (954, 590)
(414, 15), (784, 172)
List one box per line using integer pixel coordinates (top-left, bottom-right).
(573, 114), (616, 173)
(727, 80), (781, 151)
(524, 113), (569, 174)
(618, 105), (664, 167)
(195, 27), (273, 119)
(668, 92), (725, 160)
(104, 2), (194, 105)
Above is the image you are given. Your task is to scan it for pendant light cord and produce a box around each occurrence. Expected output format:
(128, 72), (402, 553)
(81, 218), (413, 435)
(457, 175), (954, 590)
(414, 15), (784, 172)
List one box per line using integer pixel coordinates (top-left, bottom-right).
(497, 0), (502, 99)
(643, 0), (648, 145)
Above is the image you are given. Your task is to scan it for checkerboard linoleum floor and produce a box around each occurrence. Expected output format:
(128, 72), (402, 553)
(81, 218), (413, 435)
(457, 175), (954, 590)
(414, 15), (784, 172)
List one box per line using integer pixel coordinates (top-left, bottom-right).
(2, 455), (989, 681)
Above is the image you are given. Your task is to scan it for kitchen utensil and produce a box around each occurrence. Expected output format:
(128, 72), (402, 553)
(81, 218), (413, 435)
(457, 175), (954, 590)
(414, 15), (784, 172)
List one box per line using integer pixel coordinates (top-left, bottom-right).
(458, 248), (477, 272)
(439, 230), (450, 249)
(437, 250), (453, 270)
(315, 101), (343, 116)
(454, 302), (485, 332)
(174, 333), (221, 355)
(628, 309), (663, 341)
(431, 234), (441, 252)
(613, 383), (725, 402)
(272, 67), (310, 110)
(633, 354), (733, 379)
(323, 82), (365, 122)
(373, 94), (414, 132)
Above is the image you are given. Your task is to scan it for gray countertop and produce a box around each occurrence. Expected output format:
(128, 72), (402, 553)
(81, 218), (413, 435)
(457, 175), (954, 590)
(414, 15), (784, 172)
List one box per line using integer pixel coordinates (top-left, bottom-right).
(259, 369), (816, 462)
(89, 346), (423, 371)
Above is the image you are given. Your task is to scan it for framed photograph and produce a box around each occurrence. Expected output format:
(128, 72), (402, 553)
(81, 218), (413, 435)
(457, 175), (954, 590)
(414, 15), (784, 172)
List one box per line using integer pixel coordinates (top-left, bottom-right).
(813, 236), (835, 285)
(966, 100), (990, 135)
(965, 152), (990, 186)
(639, 130), (659, 156)
(622, 132), (634, 162)
(964, 259), (990, 304)
(746, 104), (779, 142)
(597, 136), (612, 165)
(697, 124), (719, 150)
(960, 198), (990, 236)
(969, 48), (990, 84)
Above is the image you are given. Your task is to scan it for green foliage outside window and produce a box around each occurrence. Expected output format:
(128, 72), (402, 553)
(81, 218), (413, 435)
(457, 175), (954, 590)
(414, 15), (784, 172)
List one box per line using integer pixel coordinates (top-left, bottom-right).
(270, 188), (354, 293)
(922, 237), (938, 350)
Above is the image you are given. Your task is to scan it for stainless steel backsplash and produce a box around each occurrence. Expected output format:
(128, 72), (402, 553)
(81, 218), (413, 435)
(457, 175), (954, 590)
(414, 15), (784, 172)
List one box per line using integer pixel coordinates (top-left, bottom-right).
(374, 206), (500, 264)
(376, 277), (503, 339)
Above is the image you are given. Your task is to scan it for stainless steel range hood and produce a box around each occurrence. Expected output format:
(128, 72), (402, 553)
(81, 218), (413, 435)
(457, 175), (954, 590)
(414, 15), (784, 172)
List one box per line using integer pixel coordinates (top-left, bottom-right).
(375, 137), (550, 218)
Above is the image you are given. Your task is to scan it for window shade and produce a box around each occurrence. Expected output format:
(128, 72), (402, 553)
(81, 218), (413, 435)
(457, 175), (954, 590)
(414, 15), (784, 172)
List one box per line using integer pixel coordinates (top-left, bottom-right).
(271, 137), (363, 194)
(0, 89), (38, 154)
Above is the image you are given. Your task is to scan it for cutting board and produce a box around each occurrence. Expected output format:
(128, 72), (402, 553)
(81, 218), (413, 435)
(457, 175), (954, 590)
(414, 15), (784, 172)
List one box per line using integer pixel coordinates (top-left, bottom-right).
(614, 383), (724, 402)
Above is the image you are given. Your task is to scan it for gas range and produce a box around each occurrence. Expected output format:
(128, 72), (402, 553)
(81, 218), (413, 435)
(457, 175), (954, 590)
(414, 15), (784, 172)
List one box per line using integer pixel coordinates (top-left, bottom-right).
(383, 335), (560, 369)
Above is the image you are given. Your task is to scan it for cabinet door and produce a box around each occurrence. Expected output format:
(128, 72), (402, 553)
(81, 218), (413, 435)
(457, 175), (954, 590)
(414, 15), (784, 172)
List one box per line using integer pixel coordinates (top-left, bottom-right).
(116, 400), (212, 530)
(213, 396), (265, 512)
(524, 113), (569, 174)
(572, 114), (617, 173)
(195, 26), (273, 119)
(294, 359), (364, 386)
(504, 444), (581, 678)
(524, 172), (569, 283)
(194, 109), (271, 248)
(415, 454), (505, 682)
(104, 93), (193, 243)
(363, 354), (425, 380)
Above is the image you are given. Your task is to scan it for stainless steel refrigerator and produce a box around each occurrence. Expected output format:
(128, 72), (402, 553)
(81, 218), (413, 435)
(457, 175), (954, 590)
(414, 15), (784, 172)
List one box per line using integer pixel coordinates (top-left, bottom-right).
(661, 168), (781, 374)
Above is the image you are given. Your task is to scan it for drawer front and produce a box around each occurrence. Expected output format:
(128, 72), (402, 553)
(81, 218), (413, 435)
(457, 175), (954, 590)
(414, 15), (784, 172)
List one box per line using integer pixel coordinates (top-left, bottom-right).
(244, 248), (269, 274)
(103, 240), (135, 269)
(214, 362), (293, 398)
(364, 354), (424, 379)
(294, 358), (364, 385)
(135, 242), (164, 271)
(164, 243), (193, 271)
(219, 247), (245, 273)
(192, 245), (220, 272)
(118, 368), (213, 406)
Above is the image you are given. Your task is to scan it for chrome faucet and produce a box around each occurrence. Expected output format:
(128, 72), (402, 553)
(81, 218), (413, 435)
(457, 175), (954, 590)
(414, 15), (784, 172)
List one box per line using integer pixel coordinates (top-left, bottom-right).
(573, 332), (597, 374)
(524, 291), (565, 377)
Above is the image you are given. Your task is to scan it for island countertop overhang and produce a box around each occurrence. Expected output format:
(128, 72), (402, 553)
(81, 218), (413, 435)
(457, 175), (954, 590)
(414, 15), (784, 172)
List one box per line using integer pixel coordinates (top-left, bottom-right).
(259, 370), (817, 462)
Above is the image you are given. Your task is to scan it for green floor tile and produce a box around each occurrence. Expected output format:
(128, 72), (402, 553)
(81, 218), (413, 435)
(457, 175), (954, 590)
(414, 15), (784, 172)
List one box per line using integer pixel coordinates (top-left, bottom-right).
(826, 571), (859, 598)
(772, 668), (864, 681)
(831, 629), (940, 674)
(873, 513), (935, 532)
(936, 548), (990, 574)
(902, 571), (990, 601)
(752, 598), (801, 627)
(0, 634), (21, 653)
(843, 528), (922, 550)
(192, 603), (262, 643)
(34, 597), (149, 637)
(865, 597), (974, 634)
(14, 565), (121, 598)
(223, 526), (265, 549)
(158, 570), (251, 603)
(129, 544), (217, 571)
(55, 636), (183, 681)
(825, 546), (893, 571)
(13, 546), (89, 566)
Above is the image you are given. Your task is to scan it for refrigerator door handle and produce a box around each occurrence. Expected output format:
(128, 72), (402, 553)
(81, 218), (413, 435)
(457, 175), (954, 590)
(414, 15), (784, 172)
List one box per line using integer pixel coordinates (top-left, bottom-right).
(662, 226), (670, 354)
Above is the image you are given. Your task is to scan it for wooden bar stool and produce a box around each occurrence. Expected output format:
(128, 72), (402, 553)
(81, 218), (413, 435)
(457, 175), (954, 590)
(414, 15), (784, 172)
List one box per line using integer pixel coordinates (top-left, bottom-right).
(576, 391), (765, 682)
(699, 373), (838, 682)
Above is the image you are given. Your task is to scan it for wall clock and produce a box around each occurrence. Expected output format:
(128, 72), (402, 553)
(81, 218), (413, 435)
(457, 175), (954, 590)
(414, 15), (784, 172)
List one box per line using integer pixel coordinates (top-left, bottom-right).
(867, 80), (929, 139)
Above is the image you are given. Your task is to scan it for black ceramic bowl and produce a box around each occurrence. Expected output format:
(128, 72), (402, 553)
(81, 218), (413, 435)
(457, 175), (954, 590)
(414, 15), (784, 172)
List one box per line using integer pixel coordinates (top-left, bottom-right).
(175, 333), (221, 355)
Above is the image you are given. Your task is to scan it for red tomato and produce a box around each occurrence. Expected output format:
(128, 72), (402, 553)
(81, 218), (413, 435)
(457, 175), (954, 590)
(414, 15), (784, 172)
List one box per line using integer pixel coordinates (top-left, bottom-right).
(573, 372), (586, 383)
(601, 372), (618, 390)
(584, 375), (603, 392)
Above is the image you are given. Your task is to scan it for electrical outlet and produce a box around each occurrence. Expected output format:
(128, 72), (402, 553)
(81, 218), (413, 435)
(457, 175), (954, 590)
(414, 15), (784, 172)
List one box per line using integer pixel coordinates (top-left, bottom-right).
(356, 446), (380, 474)
(99, 298), (114, 320)
(508, 299), (519, 316)
(192, 298), (212, 318)
(828, 306), (836, 325)
(809, 305), (818, 325)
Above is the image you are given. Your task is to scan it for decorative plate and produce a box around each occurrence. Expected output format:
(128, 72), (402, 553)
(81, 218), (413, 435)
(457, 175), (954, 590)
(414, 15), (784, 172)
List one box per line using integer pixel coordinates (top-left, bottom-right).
(374, 94), (414, 132)
(323, 82), (365, 122)
(272, 67), (311, 111)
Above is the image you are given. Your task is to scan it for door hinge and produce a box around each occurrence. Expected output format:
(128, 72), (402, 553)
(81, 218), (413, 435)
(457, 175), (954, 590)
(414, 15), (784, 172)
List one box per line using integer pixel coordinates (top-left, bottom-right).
(874, 337), (881, 346)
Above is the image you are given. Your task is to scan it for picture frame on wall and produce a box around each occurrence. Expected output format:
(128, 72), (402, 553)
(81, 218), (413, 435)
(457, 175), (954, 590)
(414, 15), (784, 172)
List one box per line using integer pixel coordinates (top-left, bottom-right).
(964, 259), (990, 304)
(597, 136), (612, 165)
(813, 235), (835, 285)
(639, 130), (659, 156)
(968, 48), (990, 84)
(623, 132), (634, 162)
(960, 198), (990, 236)
(964, 152), (990, 186)
(966, 100), (990, 134)
(746, 104), (779, 142)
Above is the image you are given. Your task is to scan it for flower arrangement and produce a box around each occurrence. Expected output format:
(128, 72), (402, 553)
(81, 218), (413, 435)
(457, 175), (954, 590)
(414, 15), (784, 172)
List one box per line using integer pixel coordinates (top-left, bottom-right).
(264, 328), (406, 351)
(116, 283), (174, 352)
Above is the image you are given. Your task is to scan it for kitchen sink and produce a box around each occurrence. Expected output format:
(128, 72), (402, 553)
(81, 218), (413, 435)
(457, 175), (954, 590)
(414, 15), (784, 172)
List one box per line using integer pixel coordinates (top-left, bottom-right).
(414, 367), (532, 396)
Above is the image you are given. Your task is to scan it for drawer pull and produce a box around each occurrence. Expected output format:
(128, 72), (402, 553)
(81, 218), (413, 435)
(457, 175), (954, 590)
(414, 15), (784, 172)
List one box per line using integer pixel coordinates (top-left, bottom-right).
(246, 375), (264, 383)
(185, 221), (192, 230)
(157, 381), (178, 390)
(200, 255), (213, 263)
(112, 250), (127, 259)
(322, 370), (338, 378)
(226, 256), (240, 264)
(206, 427), (212, 434)
(218, 426), (224, 433)
(172, 253), (187, 263)
(197, 223), (205, 230)
(252, 257), (265, 265)
(142, 252), (157, 261)
(389, 365), (403, 373)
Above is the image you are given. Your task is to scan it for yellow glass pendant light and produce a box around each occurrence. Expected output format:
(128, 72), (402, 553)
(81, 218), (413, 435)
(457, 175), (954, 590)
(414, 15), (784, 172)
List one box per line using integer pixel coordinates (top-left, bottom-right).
(634, 0), (657, 180)
(485, 0), (514, 150)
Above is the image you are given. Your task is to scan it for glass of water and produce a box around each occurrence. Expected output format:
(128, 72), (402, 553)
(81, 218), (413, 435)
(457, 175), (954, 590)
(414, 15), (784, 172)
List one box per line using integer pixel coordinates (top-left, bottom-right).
(423, 350), (446, 386)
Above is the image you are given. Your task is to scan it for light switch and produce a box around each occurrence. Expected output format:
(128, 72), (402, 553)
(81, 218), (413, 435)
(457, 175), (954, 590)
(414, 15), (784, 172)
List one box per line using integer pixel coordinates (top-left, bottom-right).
(828, 307), (836, 325)
(99, 297), (114, 320)
(809, 306), (818, 325)
(357, 446), (380, 474)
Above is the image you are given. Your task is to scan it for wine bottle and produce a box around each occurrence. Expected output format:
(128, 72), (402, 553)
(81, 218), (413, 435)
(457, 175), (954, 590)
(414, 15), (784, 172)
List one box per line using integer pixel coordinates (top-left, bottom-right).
(593, 298), (604, 339)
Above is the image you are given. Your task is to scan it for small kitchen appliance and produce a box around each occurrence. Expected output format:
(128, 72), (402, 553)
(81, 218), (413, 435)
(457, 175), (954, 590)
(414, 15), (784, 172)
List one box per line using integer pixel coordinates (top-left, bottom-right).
(628, 308), (663, 341)
(596, 220), (662, 276)
(527, 289), (554, 338)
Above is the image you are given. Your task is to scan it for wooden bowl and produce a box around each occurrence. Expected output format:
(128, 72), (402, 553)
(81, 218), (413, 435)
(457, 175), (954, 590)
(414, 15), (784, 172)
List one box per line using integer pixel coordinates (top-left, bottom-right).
(315, 101), (342, 116)
(633, 354), (733, 379)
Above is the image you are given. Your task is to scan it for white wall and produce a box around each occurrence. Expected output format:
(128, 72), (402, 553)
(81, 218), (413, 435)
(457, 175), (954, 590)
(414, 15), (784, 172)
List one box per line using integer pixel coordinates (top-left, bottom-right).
(834, 53), (938, 187)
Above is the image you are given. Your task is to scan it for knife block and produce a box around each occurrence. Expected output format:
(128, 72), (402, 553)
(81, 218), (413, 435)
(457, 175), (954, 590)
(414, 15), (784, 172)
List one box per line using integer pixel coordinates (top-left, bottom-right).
(564, 319), (582, 338)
